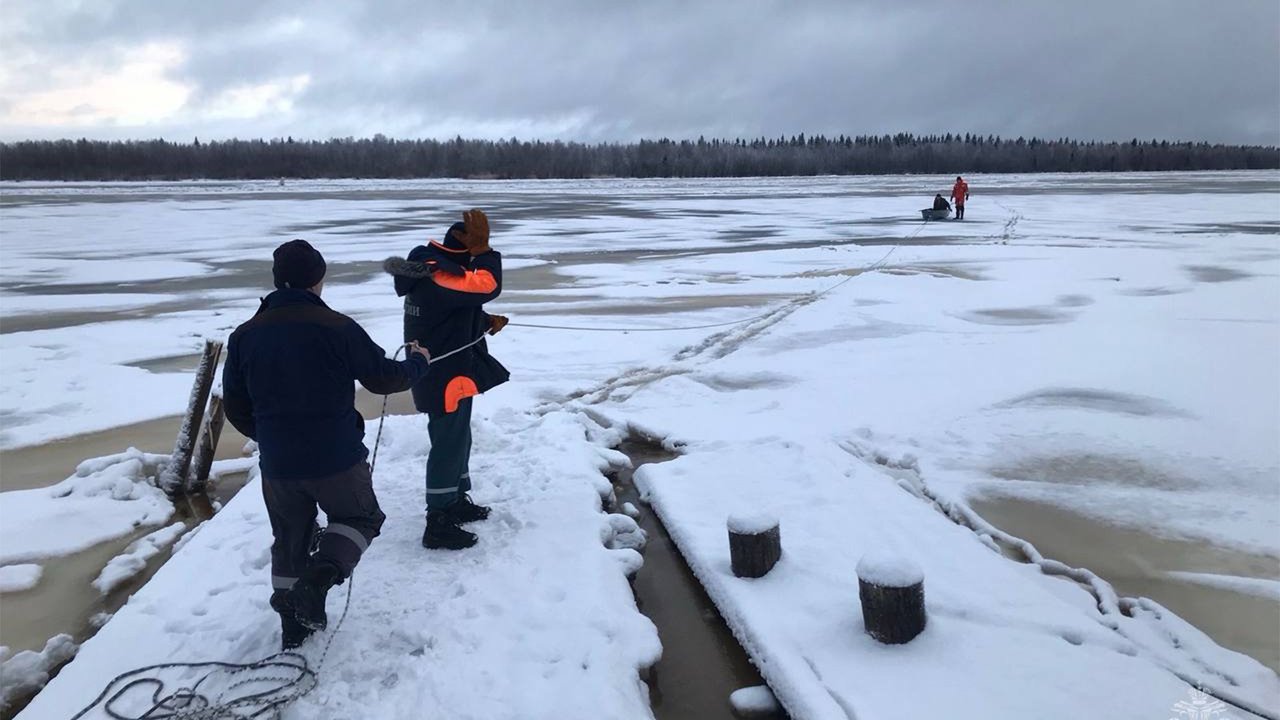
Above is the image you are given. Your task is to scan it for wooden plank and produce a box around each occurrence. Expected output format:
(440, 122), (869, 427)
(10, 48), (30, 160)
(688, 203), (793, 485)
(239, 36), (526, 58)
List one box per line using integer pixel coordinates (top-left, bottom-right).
(188, 392), (226, 494)
(158, 339), (222, 496)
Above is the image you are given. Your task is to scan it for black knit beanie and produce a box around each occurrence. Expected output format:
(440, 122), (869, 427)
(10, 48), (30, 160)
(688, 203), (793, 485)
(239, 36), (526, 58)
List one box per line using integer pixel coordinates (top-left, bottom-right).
(439, 222), (469, 253)
(272, 239), (327, 290)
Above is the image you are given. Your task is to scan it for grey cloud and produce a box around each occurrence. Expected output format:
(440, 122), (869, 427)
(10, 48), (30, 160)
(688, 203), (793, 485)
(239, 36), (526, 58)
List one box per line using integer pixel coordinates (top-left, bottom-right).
(2, 0), (1276, 144)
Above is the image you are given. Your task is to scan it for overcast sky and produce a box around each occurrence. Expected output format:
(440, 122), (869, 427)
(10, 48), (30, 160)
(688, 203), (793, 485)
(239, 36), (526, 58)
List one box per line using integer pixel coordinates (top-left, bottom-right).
(2, 0), (1277, 145)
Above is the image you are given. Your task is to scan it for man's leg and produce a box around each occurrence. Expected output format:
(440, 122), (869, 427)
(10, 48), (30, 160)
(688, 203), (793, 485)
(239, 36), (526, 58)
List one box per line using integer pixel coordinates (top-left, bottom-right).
(458, 399), (474, 496)
(424, 400), (479, 549)
(311, 461), (385, 576)
(451, 399), (490, 522)
(287, 462), (386, 630)
(426, 400), (472, 511)
(261, 477), (319, 648)
(957, 204), (964, 219)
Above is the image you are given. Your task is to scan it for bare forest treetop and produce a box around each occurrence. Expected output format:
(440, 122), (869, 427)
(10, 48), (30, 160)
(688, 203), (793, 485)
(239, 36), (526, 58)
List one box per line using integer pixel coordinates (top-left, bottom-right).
(1, 133), (1276, 181)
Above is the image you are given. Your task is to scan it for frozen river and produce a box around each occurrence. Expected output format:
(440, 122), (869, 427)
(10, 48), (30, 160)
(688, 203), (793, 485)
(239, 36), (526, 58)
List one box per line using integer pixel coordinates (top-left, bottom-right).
(2, 172), (1277, 719)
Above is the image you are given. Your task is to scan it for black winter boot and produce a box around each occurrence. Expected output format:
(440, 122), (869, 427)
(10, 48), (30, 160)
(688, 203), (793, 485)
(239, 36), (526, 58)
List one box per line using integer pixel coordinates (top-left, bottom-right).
(285, 562), (342, 631)
(446, 493), (491, 524)
(423, 510), (478, 550)
(270, 590), (314, 649)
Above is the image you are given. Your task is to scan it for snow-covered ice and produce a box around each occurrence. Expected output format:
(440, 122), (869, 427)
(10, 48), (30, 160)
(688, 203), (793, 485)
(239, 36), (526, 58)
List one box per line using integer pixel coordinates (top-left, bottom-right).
(0, 449), (173, 565)
(0, 636), (77, 714)
(1165, 572), (1280, 602)
(0, 564), (42, 593)
(2, 172), (1277, 719)
(730, 684), (781, 715)
(0, 292), (183, 316)
(91, 522), (187, 594)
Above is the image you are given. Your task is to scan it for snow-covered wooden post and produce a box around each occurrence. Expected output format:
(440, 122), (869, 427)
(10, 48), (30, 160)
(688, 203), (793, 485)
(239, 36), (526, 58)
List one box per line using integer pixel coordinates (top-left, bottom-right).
(187, 391), (226, 494)
(159, 339), (223, 497)
(857, 552), (926, 644)
(728, 513), (781, 578)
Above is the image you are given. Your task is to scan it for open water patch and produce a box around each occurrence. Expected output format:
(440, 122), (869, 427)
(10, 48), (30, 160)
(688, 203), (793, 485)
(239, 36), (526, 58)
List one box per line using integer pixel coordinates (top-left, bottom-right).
(1118, 286), (1189, 297)
(879, 262), (989, 281)
(958, 306), (1075, 326)
(1178, 222), (1280, 236)
(968, 493), (1280, 674)
(1184, 265), (1253, 283)
(1055, 294), (1094, 308)
(994, 387), (1191, 418)
(608, 436), (785, 720)
(986, 451), (1200, 491)
(125, 353), (203, 374)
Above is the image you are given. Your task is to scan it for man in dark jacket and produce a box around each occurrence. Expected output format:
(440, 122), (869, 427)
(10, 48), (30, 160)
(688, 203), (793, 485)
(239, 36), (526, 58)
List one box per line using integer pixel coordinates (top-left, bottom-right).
(382, 209), (510, 550)
(223, 239), (430, 649)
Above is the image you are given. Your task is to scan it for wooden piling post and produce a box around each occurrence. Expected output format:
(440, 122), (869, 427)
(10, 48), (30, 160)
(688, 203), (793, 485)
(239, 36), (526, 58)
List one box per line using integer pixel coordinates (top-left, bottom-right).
(159, 339), (223, 497)
(857, 552), (926, 644)
(728, 514), (781, 578)
(187, 392), (226, 494)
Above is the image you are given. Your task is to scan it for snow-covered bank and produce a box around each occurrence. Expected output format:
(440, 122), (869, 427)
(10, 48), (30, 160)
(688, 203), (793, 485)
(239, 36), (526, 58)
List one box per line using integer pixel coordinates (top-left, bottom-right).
(16, 410), (660, 720)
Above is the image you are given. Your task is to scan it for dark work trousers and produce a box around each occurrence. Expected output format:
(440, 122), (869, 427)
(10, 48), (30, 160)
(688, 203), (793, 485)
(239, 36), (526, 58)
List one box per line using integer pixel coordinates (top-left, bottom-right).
(425, 397), (474, 510)
(956, 203), (965, 219)
(262, 461), (385, 591)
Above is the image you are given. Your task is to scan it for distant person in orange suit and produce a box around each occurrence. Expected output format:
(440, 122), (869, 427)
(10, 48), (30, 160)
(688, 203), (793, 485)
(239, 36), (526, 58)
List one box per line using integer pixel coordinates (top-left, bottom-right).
(951, 176), (970, 219)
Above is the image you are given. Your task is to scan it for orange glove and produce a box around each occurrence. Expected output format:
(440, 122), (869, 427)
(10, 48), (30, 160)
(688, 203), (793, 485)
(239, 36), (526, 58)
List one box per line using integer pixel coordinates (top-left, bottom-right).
(454, 209), (491, 256)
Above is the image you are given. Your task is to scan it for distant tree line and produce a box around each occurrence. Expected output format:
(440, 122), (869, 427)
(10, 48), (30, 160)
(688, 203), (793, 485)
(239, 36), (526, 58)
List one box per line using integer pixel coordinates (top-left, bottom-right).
(1, 133), (1276, 181)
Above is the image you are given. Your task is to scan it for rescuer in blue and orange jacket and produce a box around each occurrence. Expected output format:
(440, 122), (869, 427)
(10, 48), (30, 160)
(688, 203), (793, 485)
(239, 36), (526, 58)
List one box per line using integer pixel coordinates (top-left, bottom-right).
(383, 209), (510, 550)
